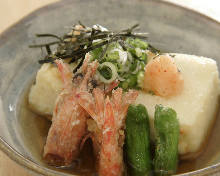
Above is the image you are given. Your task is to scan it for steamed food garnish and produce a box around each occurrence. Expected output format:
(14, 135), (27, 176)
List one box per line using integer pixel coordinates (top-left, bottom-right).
(144, 55), (184, 97)
(28, 22), (220, 175)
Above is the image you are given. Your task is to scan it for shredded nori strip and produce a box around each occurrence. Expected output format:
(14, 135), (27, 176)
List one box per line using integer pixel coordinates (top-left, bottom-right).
(29, 23), (150, 70)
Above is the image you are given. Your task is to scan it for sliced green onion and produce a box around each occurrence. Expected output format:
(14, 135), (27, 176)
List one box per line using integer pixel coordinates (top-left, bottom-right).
(118, 50), (128, 64)
(139, 61), (146, 70)
(118, 61), (131, 73)
(106, 51), (120, 62)
(137, 71), (145, 88)
(118, 74), (126, 81)
(140, 52), (147, 63)
(135, 48), (142, 57)
(126, 38), (148, 50)
(131, 61), (140, 74)
(90, 47), (103, 61)
(98, 66), (112, 80)
(98, 62), (118, 83)
(135, 39), (148, 49)
(121, 81), (129, 90)
(127, 52), (134, 64)
(127, 74), (137, 87)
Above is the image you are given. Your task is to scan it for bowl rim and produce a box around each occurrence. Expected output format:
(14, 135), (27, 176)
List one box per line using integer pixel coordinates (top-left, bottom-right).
(0, 0), (220, 175)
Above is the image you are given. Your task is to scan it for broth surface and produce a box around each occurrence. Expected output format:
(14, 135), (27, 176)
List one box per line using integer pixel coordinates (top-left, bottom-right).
(18, 86), (220, 175)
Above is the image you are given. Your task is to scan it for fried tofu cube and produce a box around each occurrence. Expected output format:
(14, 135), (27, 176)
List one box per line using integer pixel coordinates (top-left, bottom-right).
(136, 54), (220, 157)
(28, 64), (63, 118)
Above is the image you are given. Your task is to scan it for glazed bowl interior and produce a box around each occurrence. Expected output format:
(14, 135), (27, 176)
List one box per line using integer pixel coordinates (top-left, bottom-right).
(0, 0), (220, 175)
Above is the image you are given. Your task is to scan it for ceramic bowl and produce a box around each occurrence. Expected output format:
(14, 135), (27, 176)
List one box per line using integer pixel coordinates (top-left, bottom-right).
(0, 0), (220, 175)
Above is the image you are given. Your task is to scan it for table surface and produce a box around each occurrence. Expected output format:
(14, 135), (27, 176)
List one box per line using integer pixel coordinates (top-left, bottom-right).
(0, 0), (219, 175)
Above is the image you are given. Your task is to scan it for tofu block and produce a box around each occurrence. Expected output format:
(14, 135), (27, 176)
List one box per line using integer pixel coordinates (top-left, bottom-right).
(136, 54), (220, 157)
(28, 64), (63, 118)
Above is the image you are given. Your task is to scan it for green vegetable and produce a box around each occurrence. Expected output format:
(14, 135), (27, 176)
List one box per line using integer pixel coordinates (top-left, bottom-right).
(128, 47), (136, 58)
(135, 48), (142, 57)
(139, 61), (146, 70)
(137, 71), (145, 88)
(141, 52), (147, 63)
(128, 74), (138, 87)
(126, 38), (148, 61)
(98, 65), (112, 80)
(89, 32), (151, 90)
(121, 81), (129, 90)
(154, 105), (179, 176)
(125, 104), (152, 176)
(130, 60), (139, 73)
(106, 42), (121, 52)
(98, 62), (118, 83)
(106, 51), (120, 62)
(90, 47), (103, 61)
(127, 38), (148, 50)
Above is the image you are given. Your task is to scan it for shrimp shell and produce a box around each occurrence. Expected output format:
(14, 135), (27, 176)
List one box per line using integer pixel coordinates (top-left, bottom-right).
(43, 55), (98, 166)
(76, 88), (138, 176)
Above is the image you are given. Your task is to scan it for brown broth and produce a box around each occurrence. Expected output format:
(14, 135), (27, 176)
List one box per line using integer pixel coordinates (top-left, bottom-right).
(177, 107), (220, 174)
(18, 86), (220, 176)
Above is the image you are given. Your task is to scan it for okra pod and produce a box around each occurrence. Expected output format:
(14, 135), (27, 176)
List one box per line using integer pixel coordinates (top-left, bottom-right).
(154, 104), (179, 176)
(125, 104), (152, 176)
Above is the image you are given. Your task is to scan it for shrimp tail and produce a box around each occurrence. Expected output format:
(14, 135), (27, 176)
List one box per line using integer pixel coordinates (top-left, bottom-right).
(76, 88), (138, 176)
(81, 53), (91, 73)
(104, 80), (119, 94)
(55, 59), (72, 89)
(79, 60), (98, 91)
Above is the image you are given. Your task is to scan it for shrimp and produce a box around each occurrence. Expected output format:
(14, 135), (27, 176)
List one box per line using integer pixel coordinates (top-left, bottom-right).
(144, 55), (184, 97)
(76, 88), (138, 176)
(43, 54), (98, 166)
